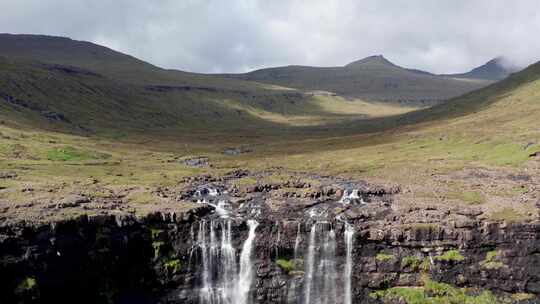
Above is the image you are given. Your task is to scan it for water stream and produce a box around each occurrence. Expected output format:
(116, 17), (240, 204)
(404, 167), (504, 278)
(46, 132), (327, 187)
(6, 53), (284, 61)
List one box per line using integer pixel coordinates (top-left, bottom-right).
(192, 187), (356, 304)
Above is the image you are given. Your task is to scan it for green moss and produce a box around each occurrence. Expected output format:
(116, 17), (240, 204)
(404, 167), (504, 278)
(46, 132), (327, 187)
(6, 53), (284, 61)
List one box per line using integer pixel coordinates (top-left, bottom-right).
(276, 258), (303, 274)
(15, 277), (37, 294)
(370, 278), (502, 304)
(402, 256), (423, 270)
(152, 241), (165, 258)
(420, 258), (431, 272)
(47, 146), (111, 161)
(481, 250), (505, 270)
(376, 253), (395, 262)
(164, 259), (182, 273)
(433, 250), (465, 262)
(150, 228), (164, 240)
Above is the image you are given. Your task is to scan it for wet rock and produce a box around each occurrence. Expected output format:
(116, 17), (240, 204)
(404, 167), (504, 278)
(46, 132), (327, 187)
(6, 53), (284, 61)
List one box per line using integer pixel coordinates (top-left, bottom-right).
(180, 156), (211, 168)
(223, 147), (252, 155)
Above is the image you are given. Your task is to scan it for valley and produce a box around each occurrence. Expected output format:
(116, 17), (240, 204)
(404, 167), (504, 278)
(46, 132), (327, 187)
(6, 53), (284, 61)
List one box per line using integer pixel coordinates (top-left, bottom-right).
(0, 34), (539, 304)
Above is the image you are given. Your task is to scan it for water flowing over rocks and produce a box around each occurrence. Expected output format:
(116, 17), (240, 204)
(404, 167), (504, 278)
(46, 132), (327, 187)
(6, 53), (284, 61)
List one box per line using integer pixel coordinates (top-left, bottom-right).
(1, 172), (539, 303)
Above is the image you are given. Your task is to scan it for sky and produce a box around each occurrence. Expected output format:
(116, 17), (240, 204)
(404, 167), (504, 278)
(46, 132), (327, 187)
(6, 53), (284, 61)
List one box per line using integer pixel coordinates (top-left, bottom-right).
(1, 0), (540, 74)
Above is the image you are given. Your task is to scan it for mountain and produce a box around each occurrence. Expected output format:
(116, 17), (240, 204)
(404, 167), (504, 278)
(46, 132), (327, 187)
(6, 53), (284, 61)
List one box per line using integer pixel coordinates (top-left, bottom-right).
(221, 55), (492, 105)
(442, 57), (518, 81)
(0, 34), (417, 135)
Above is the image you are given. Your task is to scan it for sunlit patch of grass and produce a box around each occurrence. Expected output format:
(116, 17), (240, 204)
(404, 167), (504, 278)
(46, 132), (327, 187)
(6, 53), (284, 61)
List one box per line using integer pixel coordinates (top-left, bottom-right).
(489, 208), (525, 223)
(46, 146), (111, 161)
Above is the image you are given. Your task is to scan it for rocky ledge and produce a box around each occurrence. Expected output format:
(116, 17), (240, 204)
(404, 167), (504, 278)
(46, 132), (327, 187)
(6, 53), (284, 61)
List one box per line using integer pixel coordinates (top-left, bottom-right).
(1, 171), (539, 304)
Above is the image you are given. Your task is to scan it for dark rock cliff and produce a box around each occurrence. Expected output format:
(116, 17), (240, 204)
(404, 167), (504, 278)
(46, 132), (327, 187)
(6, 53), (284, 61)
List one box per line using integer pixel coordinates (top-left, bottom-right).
(1, 211), (539, 304)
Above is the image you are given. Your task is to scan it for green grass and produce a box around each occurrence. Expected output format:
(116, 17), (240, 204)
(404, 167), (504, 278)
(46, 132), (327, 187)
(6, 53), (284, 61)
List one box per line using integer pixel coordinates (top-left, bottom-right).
(46, 146), (111, 161)
(402, 256), (423, 270)
(489, 208), (525, 223)
(433, 250), (465, 262)
(370, 278), (501, 304)
(448, 191), (486, 205)
(1, 37), (540, 226)
(481, 250), (505, 270)
(376, 253), (395, 262)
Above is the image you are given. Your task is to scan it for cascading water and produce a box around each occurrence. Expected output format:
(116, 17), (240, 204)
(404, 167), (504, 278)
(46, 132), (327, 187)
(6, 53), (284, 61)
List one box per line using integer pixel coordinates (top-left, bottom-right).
(294, 222), (302, 260)
(339, 189), (366, 205)
(192, 185), (359, 304)
(196, 220), (237, 304)
(344, 224), (355, 304)
(303, 223), (338, 304)
(235, 220), (259, 304)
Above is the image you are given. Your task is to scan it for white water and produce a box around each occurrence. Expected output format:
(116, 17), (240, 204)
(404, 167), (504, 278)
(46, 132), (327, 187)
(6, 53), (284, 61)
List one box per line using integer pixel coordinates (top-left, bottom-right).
(303, 224), (317, 304)
(344, 224), (355, 304)
(197, 220), (238, 304)
(294, 222), (302, 259)
(303, 223), (339, 304)
(339, 189), (366, 205)
(235, 220), (259, 304)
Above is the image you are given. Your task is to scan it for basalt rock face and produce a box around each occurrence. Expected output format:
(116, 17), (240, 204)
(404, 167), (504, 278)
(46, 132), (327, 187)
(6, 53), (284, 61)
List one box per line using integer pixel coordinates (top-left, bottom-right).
(1, 178), (540, 304)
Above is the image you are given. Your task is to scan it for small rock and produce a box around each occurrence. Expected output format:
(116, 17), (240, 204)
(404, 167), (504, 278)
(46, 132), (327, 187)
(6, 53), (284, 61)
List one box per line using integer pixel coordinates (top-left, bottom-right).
(56, 195), (90, 208)
(223, 147), (252, 156)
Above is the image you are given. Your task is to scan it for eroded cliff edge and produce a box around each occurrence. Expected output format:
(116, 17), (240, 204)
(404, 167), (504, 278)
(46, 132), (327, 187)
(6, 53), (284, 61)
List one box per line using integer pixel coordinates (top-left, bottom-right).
(1, 172), (539, 304)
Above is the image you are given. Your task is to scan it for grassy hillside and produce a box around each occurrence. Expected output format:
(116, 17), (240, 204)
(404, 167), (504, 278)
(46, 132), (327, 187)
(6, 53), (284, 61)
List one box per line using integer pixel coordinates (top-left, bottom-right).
(1, 34), (539, 224)
(0, 35), (418, 136)
(222, 55), (491, 105)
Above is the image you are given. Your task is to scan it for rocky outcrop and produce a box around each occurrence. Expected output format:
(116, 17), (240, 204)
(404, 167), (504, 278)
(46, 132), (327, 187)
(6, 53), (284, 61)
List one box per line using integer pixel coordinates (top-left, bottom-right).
(1, 175), (539, 303)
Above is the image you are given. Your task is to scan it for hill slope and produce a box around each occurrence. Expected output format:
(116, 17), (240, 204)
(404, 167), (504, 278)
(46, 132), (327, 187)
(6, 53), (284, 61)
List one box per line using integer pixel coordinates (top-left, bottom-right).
(442, 57), (518, 81)
(0, 34), (415, 136)
(222, 55), (492, 105)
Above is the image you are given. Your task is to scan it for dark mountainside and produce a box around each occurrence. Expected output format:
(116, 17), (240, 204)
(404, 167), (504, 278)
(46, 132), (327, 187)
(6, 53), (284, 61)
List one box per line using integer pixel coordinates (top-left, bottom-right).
(221, 55), (494, 105)
(442, 57), (519, 81)
(1, 33), (540, 304)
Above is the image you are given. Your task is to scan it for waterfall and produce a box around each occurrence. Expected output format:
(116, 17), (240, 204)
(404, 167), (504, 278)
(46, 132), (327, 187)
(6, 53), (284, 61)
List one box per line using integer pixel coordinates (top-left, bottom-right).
(235, 220), (259, 304)
(344, 224), (355, 304)
(303, 223), (337, 304)
(197, 220), (237, 304)
(198, 221), (213, 304)
(294, 222), (302, 259)
(220, 221), (237, 302)
(303, 224), (317, 304)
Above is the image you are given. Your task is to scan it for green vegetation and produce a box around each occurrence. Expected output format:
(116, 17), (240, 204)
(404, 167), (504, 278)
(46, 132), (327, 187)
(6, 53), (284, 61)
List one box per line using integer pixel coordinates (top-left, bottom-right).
(433, 250), (465, 262)
(370, 278), (500, 304)
(489, 208), (525, 223)
(402, 256), (423, 270)
(276, 259), (303, 274)
(150, 228), (164, 240)
(481, 250), (505, 270)
(152, 241), (165, 259)
(164, 259), (181, 273)
(376, 253), (395, 262)
(47, 146), (110, 161)
(450, 191), (486, 205)
(1, 35), (540, 225)
(15, 277), (38, 294)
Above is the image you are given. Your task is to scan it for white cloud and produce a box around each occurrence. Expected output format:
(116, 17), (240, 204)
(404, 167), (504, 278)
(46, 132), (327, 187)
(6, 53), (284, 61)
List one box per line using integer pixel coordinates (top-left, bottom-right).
(1, 0), (539, 73)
